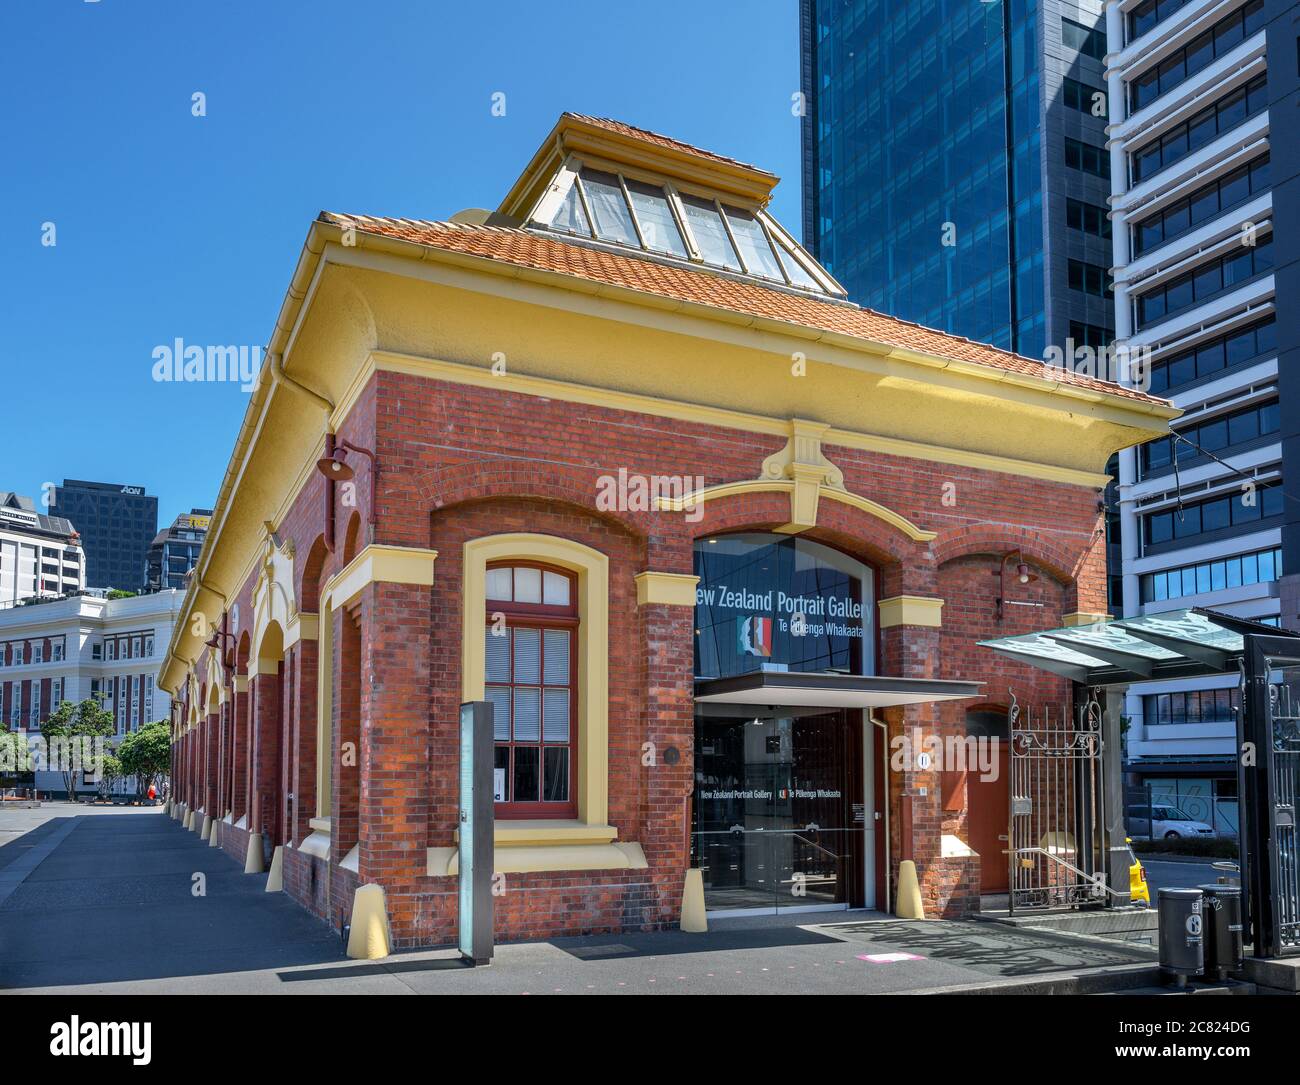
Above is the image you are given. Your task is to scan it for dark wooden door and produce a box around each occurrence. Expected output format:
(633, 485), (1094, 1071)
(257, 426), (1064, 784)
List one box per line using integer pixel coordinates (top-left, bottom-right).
(968, 738), (1009, 893)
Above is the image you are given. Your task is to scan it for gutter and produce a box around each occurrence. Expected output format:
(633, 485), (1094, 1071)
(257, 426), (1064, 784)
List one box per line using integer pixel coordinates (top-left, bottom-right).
(158, 220), (335, 694)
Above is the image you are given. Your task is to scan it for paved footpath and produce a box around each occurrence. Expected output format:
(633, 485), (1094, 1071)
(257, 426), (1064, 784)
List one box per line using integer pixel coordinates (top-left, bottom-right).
(0, 805), (1155, 995)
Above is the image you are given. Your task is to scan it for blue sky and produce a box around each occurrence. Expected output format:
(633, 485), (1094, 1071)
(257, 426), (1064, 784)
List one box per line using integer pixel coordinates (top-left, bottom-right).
(0, 0), (803, 526)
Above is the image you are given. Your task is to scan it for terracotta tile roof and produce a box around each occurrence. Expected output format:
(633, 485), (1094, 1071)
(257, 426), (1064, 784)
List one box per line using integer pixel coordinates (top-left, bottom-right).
(561, 113), (775, 176)
(318, 211), (1168, 406)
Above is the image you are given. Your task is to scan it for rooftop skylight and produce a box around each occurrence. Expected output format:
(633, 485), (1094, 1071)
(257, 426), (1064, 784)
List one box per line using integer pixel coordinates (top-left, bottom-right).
(533, 164), (842, 297)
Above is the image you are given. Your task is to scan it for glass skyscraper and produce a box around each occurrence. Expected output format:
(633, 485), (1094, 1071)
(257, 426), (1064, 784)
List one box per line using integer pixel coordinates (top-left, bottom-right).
(800, 0), (1116, 361)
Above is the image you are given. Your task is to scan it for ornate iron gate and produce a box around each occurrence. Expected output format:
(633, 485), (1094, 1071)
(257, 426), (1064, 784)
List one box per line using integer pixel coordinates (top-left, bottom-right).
(1008, 690), (1109, 913)
(1244, 636), (1300, 956)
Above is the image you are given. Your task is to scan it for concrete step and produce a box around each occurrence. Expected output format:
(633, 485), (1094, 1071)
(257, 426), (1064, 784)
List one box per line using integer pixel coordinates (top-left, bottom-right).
(1108, 979), (1256, 996)
(908, 962), (1165, 996)
(1243, 956), (1300, 994)
(978, 907), (1156, 935)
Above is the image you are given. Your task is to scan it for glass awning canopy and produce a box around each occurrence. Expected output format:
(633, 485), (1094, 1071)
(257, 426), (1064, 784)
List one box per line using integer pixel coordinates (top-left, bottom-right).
(980, 607), (1300, 685)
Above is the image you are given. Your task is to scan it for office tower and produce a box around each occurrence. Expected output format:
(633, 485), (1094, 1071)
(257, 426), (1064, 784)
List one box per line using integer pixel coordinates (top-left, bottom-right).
(51, 480), (158, 592)
(800, 0), (1119, 361)
(145, 509), (211, 592)
(1106, 0), (1296, 822)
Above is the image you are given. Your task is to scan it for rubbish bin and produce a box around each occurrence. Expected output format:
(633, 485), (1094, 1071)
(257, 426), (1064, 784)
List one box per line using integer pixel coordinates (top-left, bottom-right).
(1158, 887), (1204, 987)
(1198, 883), (1244, 982)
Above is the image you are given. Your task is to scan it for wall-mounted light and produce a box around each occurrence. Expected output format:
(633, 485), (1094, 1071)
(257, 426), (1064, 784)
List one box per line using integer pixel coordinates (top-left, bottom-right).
(992, 550), (1040, 621)
(316, 436), (379, 537)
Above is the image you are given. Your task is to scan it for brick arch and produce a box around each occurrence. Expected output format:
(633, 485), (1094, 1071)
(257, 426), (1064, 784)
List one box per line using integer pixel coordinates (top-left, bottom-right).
(688, 488), (935, 598)
(932, 526), (1080, 587)
(408, 458), (654, 540)
(297, 533), (329, 614)
(342, 512), (363, 566)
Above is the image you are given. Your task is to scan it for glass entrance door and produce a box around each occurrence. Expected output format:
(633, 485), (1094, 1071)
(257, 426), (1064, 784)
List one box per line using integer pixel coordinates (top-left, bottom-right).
(692, 710), (863, 913)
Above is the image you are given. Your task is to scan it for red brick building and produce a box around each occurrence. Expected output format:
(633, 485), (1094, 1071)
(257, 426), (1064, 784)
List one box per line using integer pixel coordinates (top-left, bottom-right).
(161, 114), (1176, 953)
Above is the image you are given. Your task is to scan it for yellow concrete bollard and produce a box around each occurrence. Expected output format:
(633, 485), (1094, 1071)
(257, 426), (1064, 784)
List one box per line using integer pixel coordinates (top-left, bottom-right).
(208, 820), (220, 847)
(346, 883), (392, 960)
(680, 868), (708, 933)
(200, 815), (212, 841)
(244, 833), (264, 874)
(895, 860), (925, 920)
(265, 845), (284, 892)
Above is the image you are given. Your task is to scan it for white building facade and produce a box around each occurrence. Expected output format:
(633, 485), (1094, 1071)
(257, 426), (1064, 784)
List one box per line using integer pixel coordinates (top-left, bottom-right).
(1106, 0), (1283, 833)
(0, 590), (182, 797)
(0, 492), (87, 609)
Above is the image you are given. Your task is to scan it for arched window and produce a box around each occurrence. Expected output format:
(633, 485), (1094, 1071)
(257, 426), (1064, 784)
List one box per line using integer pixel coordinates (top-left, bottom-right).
(484, 562), (578, 817)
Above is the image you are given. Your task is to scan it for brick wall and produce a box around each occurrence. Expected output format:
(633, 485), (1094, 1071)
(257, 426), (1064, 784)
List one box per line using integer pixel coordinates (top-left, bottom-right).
(180, 365), (1110, 940)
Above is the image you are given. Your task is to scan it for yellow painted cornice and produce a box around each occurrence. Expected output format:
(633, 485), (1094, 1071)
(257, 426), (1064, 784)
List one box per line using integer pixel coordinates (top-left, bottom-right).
(878, 595), (945, 629)
(634, 571), (700, 607)
(323, 544), (438, 612)
(327, 227), (1179, 427)
(1063, 611), (1112, 627)
(286, 611), (319, 648)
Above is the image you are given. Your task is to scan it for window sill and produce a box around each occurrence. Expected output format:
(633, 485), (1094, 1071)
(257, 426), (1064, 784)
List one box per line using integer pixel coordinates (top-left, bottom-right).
(476, 820), (618, 847)
(429, 822), (646, 875)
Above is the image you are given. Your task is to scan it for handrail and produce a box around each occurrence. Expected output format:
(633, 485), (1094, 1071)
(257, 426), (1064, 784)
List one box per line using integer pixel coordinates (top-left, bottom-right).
(1017, 846), (1120, 899)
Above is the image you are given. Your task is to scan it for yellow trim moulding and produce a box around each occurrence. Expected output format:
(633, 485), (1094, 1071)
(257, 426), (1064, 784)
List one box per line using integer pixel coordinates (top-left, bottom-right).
(634, 571), (700, 607)
(368, 351), (1116, 489)
(461, 534), (609, 829)
(655, 478), (937, 543)
(428, 826), (647, 878)
(324, 544), (438, 611)
(878, 595), (945, 629)
(285, 611), (319, 648)
(1063, 611), (1112, 627)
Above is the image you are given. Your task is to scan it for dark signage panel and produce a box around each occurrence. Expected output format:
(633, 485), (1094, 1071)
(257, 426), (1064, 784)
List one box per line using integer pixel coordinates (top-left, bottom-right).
(693, 533), (875, 679)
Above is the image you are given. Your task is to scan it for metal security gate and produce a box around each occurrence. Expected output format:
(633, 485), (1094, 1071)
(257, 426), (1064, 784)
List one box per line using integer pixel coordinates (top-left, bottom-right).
(1244, 636), (1300, 957)
(1008, 691), (1108, 913)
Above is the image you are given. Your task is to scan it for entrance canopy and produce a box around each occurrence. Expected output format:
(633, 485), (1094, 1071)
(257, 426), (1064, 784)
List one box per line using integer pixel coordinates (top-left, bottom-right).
(979, 607), (1300, 686)
(694, 671), (983, 709)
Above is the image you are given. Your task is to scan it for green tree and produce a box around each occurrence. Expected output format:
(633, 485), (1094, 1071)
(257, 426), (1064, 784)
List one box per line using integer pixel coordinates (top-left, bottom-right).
(118, 721), (171, 803)
(40, 698), (116, 802)
(96, 753), (123, 800)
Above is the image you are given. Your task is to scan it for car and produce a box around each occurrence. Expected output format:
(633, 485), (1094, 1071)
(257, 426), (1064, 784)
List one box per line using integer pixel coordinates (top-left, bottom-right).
(1126, 804), (1217, 840)
(1127, 837), (1150, 906)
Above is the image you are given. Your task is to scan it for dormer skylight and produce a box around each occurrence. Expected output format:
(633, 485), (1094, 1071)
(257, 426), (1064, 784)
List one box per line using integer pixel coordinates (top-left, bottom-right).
(536, 164), (840, 296)
(501, 115), (845, 299)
